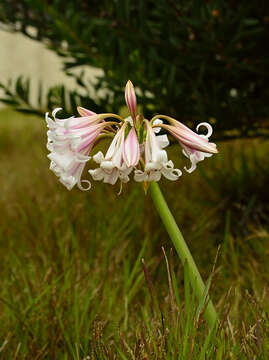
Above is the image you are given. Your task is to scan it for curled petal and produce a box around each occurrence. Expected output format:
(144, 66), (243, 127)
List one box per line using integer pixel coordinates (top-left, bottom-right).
(89, 168), (104, 181)
(153, 119), (163, 133)
(93, 151), (105, 164)
(162, 124), (218, 154)
(196, 122), (213, 138)
(134, 170), (147, 182)
(45, 112), (56, 129)
(183, 147), (213, 173)
(75, 153), (91, 163)
(162, 161), (182, 180)
(52, 107), (63, 119)
(77, 179), (92, 191)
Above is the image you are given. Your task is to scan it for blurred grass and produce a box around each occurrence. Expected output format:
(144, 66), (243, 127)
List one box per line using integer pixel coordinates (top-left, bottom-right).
(0, 109), (268, 359)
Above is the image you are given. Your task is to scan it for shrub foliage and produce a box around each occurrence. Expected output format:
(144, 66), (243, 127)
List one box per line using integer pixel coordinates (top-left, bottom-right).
(0, 0), (269, 139)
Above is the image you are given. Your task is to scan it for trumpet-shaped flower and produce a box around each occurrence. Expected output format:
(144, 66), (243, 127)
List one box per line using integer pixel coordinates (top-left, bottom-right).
(134, 121), (182, 182)
(181, 123), (216, 173)
(158, 119), (217, 174)
(89, 123), (133, 185)
(160, 120), (217, 154)
(46, 108), (106, 190)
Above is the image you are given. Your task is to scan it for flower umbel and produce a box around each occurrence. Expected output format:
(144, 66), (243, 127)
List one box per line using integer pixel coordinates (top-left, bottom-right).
(46, 81), (218, 190)
(45, 81), (219, 330)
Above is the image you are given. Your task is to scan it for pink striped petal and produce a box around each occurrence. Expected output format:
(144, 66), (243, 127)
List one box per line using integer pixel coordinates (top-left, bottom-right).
(77, 106), (96, 117)
(123, 127), (140, 167)
(125, 80), (137, 121)
(162, 124), (218, 154)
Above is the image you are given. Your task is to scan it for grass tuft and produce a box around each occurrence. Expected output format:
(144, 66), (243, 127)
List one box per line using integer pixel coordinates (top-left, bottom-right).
(0, 109), (268, 358)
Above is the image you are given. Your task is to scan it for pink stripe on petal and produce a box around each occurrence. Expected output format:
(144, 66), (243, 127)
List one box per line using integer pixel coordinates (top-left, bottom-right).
(123, 127), (140, 167)
(77, 106), (96, 117)
(125, 80), (137, 121)
(67, 115), (99, 129)
(163, 125), (218, 154)
(77, 130), (101, 152)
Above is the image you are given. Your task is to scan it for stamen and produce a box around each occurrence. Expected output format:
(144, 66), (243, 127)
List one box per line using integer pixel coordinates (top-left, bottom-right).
(97, 113), (125, 122)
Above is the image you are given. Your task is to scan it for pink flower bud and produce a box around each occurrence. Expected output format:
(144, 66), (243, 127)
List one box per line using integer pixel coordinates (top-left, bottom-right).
(125, 80), (137, 122)
(123, 127), (140, 167)
(77, 106), (96, 117)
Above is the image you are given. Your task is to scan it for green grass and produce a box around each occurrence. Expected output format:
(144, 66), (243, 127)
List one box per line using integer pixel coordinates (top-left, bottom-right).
(0, 109), (268, 359)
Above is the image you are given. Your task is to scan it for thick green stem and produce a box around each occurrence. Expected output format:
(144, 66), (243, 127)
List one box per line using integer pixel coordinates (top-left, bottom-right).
(149, 181), (217, 328)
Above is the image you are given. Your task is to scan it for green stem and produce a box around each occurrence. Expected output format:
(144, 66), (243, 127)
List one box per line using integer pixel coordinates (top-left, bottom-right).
(149, 182), (217, 328)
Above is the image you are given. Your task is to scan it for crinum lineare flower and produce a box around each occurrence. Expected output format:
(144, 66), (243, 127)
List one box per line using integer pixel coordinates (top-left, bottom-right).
(46, 107), (120, 190)
(134, 120), (182, 182)
(89, 122), (134, 185)
(46, 80), (218, 191)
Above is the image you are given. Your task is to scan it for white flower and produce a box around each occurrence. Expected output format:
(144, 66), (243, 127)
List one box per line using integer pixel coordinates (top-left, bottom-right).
(89, 123), (133, 185)
(181, 123), (216, 173)
(152, 118), (163, 134)
(157, 118), (218, 174)
(134, 120), (182, 182)
(46, 108), (104, 190)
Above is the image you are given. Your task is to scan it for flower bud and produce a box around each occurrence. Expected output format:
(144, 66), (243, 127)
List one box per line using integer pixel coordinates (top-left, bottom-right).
(123, 127), (140, 167)
(77, 106), (96, 117)
(125, 80), (137, 123)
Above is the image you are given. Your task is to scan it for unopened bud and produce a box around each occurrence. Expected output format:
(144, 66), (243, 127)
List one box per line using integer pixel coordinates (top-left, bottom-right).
(125, 80), (137, 123)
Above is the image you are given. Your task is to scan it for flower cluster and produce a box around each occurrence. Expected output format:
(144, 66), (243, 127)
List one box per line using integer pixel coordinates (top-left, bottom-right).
(46, 80), (218, 191)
